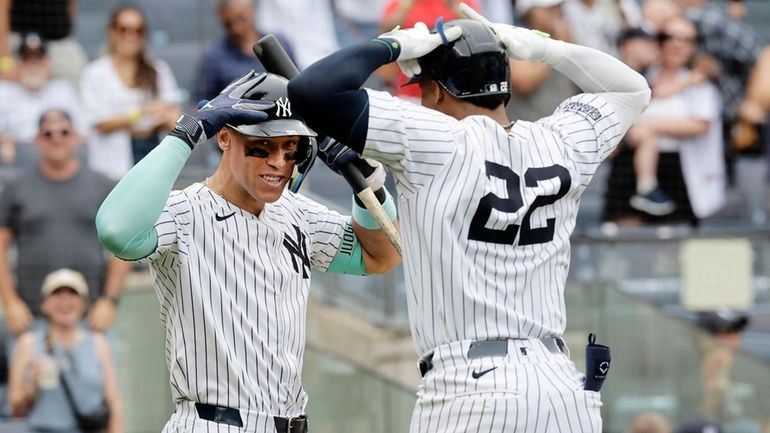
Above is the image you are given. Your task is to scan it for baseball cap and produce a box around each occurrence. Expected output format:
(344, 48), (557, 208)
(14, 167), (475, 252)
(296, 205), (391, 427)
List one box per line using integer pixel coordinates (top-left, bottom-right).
(678, 417), (722, 433)
(515, 0), (565, 16)
(696, 309), (749, 334)
(617, 26), (655, 46)
(17, 32), (47, 60)
(40, 269), (89, 299)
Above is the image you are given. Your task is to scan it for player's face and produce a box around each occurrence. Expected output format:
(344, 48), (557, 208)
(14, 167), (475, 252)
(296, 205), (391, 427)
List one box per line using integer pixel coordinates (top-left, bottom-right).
(42, 287), (86, 327)
(35, 112), (81, 165)
(418, 80), (441, 111)
(224, 129), (299, 206)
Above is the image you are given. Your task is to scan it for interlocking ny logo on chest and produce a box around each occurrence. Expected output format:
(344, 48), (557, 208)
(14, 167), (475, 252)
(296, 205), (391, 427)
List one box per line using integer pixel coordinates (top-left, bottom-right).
(283, 224), (310, 279)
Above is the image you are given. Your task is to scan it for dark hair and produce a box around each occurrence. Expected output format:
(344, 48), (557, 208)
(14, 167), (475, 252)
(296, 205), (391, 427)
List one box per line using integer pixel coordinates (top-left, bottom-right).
(38, 109), (74, 127)
(465, 94), (509, 110)
(108, 4), (158, 96)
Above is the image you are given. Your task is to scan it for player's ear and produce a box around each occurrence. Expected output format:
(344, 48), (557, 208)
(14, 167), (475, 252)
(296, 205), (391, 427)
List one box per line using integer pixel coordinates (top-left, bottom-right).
(419, 80), (442, 106)
(217, 127), (231, 152)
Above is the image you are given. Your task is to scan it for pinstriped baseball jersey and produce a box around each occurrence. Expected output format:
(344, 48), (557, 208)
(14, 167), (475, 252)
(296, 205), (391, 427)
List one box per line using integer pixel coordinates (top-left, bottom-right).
(363, 89), (622, 356)
(138, 182), (347, 420)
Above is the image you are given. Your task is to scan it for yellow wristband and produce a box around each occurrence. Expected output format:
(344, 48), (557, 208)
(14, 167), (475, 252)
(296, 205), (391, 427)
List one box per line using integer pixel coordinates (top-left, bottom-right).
(0, 56), (15, 73)
(127, 109), (143, 124)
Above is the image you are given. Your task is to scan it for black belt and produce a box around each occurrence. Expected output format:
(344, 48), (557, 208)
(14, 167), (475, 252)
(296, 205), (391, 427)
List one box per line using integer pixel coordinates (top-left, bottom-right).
(195, 403), (308, 433)
(418, 337), (568, 378)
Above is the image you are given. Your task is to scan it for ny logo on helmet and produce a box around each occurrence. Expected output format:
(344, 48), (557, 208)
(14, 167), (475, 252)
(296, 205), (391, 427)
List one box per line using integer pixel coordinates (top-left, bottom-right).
(275, 97), (292, 118)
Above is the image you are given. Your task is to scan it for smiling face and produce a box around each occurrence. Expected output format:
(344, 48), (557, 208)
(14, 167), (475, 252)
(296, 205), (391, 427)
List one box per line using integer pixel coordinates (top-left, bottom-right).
(218, 127), (299, 211)
(41, 287), (86, 328)
(35, 111), (81, 165)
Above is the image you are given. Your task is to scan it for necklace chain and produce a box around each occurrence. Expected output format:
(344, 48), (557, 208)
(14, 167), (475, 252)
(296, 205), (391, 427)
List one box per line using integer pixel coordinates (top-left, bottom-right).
(203, 177), (225, 199)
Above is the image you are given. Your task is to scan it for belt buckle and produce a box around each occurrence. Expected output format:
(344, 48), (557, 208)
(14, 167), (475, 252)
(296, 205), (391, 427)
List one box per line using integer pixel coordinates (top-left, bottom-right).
(417, 352), (434, 377)
(288, 415), (307, 433)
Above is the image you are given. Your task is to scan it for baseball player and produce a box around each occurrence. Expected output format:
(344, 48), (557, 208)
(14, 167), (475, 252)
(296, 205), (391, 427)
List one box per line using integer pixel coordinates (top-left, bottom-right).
(95, 72), (399, 433)
(288, 4), (650, 432)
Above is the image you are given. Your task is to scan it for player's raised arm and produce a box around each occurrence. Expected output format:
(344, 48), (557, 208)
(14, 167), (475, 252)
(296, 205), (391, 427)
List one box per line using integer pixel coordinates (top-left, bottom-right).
(287, 23), (462, 152)
(96, 71), (273, 260)
(459, 3), (651, 135)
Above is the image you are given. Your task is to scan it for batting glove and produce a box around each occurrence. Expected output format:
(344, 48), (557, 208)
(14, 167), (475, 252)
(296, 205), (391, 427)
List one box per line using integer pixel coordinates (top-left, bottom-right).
(378, 21), (463, 77)
(317, 138), (386, 191)
(171, 71), (274, 149)
(459, 3), (551, 62)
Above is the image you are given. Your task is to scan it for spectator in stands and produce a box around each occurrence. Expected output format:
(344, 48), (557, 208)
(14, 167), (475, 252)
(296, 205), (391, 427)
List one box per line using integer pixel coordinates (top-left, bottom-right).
(606, 17), (724, 225)
(256, 0), (339, 69)
(696, 309), (750, 420)
(0, 109), (131, 337)
(679, 0), (763, 130)
(195, 0), (295, 103)
(334, 0), (388, 48)
(378, 0), (480, 101)
(732, 47), (770, 225)
(0, 33), (80, 169)
(677, 417), (723, 433)
(505, 0), (581, 122)
(641, 0), (682, 32)
(0, 0), (88, 86)
(80, 5), (181, 180)
(627, 412), (673, 433)
(563, 0), (643, 57)
(7, 268), (123, 432)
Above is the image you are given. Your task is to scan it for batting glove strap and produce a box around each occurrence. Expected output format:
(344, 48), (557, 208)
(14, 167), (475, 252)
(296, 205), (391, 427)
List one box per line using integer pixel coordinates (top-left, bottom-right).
(352, 187), (397, 230)
(170, 114), (205, 150)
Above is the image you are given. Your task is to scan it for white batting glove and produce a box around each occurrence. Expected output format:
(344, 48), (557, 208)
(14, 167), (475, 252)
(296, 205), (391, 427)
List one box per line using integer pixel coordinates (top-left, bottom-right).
(379, 21), (463, 76)
(354, 158), (386, 191)
(459, 3), (552, 62)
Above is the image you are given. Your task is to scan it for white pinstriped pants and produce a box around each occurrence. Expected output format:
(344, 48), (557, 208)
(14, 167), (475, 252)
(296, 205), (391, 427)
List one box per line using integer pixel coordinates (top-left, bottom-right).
(410, 339), (602, 433)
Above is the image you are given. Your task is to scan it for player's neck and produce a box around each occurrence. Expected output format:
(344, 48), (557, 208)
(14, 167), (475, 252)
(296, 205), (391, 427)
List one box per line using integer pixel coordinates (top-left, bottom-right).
(205, 172), (265, 216)
(450, 103), (510, 129)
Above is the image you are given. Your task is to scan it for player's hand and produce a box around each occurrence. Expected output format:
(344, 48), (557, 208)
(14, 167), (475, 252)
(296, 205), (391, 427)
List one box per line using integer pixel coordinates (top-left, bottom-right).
(459, 3), (551, 61)
(171, 71), (275, 149)
(4, 297), (33, 336)
(317, 137), (360, 174)
(87, 297), (118, 332)
(351, 158), (386, 190)
(379, 21), (463, 65)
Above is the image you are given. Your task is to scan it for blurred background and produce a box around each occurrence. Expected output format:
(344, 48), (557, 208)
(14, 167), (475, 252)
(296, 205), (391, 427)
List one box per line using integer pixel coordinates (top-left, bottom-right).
(0, 0), (769, 432)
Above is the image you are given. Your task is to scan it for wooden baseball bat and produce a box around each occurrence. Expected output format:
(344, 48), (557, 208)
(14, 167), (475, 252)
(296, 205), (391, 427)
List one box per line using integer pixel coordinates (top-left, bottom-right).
(253, 34), (402, 256)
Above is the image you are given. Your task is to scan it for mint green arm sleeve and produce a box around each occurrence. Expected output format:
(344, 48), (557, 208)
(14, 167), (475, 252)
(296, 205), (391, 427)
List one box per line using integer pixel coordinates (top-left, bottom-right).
(95, 136), (192, 260)
(326, 220), (367, 276)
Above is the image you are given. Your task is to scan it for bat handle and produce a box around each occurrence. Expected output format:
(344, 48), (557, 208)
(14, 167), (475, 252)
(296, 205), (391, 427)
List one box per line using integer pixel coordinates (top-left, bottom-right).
(340, 163), (368, 194)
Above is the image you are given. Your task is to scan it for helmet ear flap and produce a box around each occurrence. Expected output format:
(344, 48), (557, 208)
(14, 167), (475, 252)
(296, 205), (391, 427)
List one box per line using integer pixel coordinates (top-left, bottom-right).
(288, 136), (317, 193)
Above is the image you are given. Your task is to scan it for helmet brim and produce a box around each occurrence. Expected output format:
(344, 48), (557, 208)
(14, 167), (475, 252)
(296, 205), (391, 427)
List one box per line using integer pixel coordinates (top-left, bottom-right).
(228, 119), (317, 138)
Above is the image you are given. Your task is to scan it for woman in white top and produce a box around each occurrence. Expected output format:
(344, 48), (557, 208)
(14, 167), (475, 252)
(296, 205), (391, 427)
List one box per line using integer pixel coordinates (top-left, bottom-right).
(625, 15), (725, 223)
(80, 5), (181, 180)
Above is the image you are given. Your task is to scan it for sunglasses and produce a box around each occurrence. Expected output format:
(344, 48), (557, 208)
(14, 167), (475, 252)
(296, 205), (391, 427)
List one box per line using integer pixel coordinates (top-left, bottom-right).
(115, 24), (145, 36)
(42, 128), (72, 139)
(657, 32), (697, 44)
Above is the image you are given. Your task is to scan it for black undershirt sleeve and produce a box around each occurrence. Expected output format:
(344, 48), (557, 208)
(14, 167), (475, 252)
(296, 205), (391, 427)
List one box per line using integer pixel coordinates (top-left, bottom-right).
(288, 39), (400, 153)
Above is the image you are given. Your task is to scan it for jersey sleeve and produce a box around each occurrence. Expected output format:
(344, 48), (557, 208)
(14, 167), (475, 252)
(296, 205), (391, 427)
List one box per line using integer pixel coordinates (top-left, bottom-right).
(538, 93), (623, 186)
(364, 89), (463, 195)
(135, 191), (190, 264)
(294, 195), (348, 272)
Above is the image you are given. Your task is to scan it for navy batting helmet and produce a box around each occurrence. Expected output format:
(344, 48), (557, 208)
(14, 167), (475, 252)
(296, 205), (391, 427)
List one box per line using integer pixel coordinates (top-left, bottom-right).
(228, 72), (317, 193)
(405, 19), (510, 106)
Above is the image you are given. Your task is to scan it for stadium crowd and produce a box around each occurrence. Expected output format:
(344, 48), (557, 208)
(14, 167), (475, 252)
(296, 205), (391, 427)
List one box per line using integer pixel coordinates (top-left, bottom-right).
(0, 0), (766, 432)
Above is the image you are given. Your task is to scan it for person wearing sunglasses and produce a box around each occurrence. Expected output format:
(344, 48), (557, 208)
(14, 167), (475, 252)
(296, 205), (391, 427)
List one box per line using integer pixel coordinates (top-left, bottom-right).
(0, 109), (132, 341)
(0, 33), (81, 169)
(80, 5), (182, 180)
